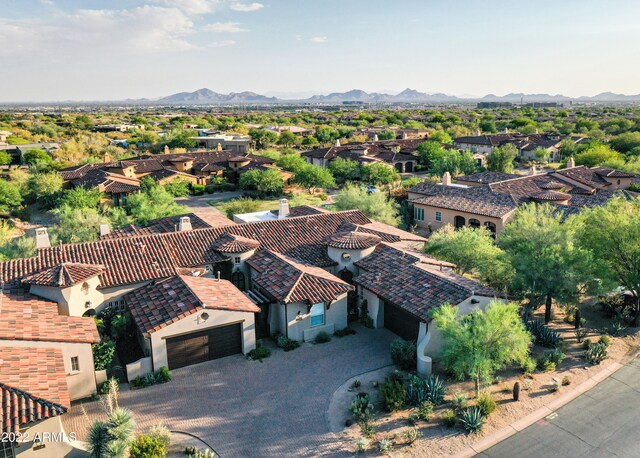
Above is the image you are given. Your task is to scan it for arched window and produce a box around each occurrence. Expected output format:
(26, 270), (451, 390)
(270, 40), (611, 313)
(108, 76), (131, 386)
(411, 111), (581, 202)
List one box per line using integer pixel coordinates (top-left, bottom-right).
(81, 282), (90, 294)
(395, 162), (404, 173)
(405, 162), (414, 173)
(339, 267), (354, 285)
(469, 218), (481, 228)
(484, 221), (497, 238)
(231, 270), (246, 291)
(82, 309), (96, 317)
(454, 216), (466, 229)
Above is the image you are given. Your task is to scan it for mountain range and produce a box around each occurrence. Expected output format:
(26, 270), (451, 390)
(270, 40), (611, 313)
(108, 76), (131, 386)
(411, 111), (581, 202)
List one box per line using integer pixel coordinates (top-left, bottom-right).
(152, 88), (640, 104)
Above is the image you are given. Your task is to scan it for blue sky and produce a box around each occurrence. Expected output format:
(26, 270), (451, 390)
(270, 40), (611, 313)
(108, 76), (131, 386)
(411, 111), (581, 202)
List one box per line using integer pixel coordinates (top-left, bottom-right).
(1, 0), (639, 101)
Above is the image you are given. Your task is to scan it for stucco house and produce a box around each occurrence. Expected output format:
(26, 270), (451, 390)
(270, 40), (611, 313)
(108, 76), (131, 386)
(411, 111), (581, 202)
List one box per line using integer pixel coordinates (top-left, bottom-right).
(408, 163), (640, 236)
(303, 138), (420, 173)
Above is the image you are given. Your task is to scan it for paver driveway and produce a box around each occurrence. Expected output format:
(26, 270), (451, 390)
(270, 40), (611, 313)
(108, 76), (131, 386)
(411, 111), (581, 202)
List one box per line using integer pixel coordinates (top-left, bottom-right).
(64, 325), (396, 457)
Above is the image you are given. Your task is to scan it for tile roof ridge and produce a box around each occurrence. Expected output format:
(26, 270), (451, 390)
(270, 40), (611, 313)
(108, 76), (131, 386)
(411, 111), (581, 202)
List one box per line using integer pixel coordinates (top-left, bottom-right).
(0, 382), (70, 411)
(283, 269), (305, 304)
(175, 274), (206, 308)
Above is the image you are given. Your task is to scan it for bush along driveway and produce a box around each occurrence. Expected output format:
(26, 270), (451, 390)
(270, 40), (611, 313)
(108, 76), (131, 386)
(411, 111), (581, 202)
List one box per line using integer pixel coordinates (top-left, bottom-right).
(63, 324), (396, 457)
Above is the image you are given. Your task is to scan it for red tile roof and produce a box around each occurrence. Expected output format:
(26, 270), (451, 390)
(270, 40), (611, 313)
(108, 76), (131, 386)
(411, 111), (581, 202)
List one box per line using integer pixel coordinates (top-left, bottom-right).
(0, 347), (69, 433)
(354, 243), (500, 321)
(210, 233), (260, 253)
(100, 213), (212, 239)
(326, 231), (381, 250)
(126, 276), (259, 334)
(22, 262), (105, 287)
(247, 250), (353, 304)
(0, 285), (100, 344)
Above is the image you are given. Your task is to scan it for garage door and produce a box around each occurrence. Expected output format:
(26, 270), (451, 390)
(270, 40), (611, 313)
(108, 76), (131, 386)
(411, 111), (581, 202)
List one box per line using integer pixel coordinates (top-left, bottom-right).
(383, 301), (420, 341)
(166, 323), (242, 370)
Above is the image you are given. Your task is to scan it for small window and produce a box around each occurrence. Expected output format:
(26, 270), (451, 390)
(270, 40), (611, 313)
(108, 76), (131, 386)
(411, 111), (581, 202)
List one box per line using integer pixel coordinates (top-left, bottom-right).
(70, 356), (80, 372)
(414, 207), (424, 221)
(81, 282), (90, 294)
(310, 303), (325, 327)
(234, 256), (241, 264)
(435, 211), (442, 222)
(469, 218), (481, 228)
(341, 252), (351, 261)
(0, 440), (14, 458)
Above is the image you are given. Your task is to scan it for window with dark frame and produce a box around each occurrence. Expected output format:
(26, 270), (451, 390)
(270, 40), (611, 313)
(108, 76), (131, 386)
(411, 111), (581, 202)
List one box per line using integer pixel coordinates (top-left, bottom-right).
(71, 356), (80, 372)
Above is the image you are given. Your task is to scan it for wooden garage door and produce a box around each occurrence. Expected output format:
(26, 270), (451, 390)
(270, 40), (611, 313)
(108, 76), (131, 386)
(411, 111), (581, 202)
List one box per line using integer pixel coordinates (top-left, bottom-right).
(383, 301), (420, 341)
(166, 323), (242, 370)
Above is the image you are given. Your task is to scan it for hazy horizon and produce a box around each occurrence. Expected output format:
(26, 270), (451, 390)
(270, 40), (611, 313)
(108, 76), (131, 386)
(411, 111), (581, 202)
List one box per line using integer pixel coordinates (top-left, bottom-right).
(1, 0), (639, 102)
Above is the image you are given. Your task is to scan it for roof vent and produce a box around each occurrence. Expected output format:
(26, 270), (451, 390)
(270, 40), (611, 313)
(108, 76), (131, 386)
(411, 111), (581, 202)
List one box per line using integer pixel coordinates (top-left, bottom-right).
(334, 139), (341, 147)
(442, 171), (452, 186)
(34, 227), (51, 249)
(179, 216), (192, 231)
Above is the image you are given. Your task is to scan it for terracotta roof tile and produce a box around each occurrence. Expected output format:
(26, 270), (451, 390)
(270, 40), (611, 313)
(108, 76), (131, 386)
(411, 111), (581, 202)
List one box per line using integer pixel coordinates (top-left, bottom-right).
(0, 347), (69, 433)
(22, 262), (105, 287)
(101, 213), (212, 239)
(247, 250), (353, 304)
(0, 285), (100, 344)
(126, 276), (259, 334)
(326, 231), (381, 250)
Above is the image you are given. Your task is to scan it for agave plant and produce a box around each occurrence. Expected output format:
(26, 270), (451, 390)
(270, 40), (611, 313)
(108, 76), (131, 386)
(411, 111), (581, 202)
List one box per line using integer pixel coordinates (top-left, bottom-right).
(405, 374), (429, 406)
(460, 406), (486, 434)
(425, 375), (445, 405)
(526, 320), (562, 348)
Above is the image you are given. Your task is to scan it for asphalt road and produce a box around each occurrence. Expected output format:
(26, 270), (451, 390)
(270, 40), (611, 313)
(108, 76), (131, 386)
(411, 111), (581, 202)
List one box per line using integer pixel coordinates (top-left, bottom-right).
(480, 357), (640, 458)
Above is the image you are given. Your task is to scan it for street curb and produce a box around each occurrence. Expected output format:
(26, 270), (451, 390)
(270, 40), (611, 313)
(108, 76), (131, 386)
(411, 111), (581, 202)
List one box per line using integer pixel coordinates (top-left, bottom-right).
(453, 357), (628, 458)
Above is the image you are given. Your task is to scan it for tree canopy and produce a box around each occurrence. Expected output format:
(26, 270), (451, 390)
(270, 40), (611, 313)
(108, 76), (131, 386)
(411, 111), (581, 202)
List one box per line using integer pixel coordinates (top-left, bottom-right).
(239, 169), (284, 197)
(333, 183), (399, 226)
(329, 157), (361, 182)
(360, 162), (400, 185)
(574, 143), (622, 167)
(487, 144), (517, 173)
(293, 164), (335, 192)
(574, 198), (640, 325)
(126, 184), (188, 225)
(0, 180), (22, 213)
(498, 203), (596, 322)
(22, 148), (52, 165)
(431, 301), (531, 397)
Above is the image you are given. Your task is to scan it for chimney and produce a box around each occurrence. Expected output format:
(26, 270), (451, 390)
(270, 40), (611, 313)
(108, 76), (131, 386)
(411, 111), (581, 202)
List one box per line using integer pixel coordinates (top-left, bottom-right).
(504, 128), (508, 134)
(373, 134), (379, 142)
(535, 129), (539, 134)
(442, 171), (452, 186)
(334, 139), (340, 147)
(34, 227), (51, 248)
(217, 142), (223, 151)
(179, 216), (192, 231)
(164, 145), (170, 154)
(103, 152), (112, 163)
(566, 157), (576, 169)
(529, 165), (537, 176)
(476, 129), (481, 136)
(402, 131), (408, 140)
(278, 198), (290, 219)
(99, 224), (111, 236)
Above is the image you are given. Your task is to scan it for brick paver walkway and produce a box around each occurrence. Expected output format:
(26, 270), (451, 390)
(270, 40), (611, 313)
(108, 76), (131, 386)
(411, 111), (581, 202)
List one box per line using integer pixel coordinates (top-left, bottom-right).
(63, 325), (396, 457)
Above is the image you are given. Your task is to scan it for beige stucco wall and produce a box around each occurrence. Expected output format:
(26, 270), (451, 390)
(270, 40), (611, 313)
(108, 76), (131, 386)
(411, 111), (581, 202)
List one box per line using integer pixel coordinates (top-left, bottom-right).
(276, 293), (348, 342)
(30, 276), (103, 317)
(327, 245), (377, 275)
(14, 416), (86, 458)
(411, 201), (511, 234)
(99, 281), (151, 313)
(361, 287), (384, 328)
(149, 308), (256, 371)
(0, 340), (96, 400)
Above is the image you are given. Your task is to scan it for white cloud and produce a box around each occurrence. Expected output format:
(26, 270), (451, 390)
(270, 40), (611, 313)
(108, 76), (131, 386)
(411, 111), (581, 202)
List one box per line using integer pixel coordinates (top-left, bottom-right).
(229, 2), (264, 12)
(0, 5), (200, 58)
(153, 0), (223, 15)
(295, 34), (302, 41)
(203, 22), (247, 33)
(311, 36), (328, 43)
(208, 40), (236, 48)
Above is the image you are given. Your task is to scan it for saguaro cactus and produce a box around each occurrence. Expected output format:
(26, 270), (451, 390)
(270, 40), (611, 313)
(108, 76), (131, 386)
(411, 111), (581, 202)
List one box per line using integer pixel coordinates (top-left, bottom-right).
(513, 381), (521, 401)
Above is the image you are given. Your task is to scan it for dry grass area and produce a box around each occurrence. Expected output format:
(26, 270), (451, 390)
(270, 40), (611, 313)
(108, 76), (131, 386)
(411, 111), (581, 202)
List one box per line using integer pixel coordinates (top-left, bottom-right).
(335, 300), (639, 457)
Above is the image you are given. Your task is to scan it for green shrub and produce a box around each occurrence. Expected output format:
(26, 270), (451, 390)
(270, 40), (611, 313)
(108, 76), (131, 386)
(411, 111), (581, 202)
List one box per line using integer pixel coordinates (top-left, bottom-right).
(562, 375), (572, 386)
(314, 331), (331, 344)
(98, 377), (119, 395)
(390, 338), (417, 370)
(276, 335), (300, 351)
(585, 342), (608, 364)
(575, 327), (588, 343)
(476, 392), (497, 416)
(360, 422), (375, 438)
(545, 348), (566, 365)
(130, 368), (171, 389)
(92, 340), (116, 371)
(460, 407), (486, 434)
(148, 424), (171, 448)
(526, 320), (562, 348)
(378, 438), (394, 453)
(156, 367), (171, 383)
(379, 377), (406, 412)
(355, 438), (369, 453)
(129, 433), (167, 458)
(192, 184), (205, 195)
(453, 391), (468, 410)
(416, 401), (433, 421)
(404, 427), (421, 444)
(350, 393), (374, 424)
(537, 357), (556, 372)
(521, 356), (537, 375)
(442, 409), (457, 428)
(599, 335), (612, 347)
(334, 328), (356, 337)
(247, 346), (271, 361)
